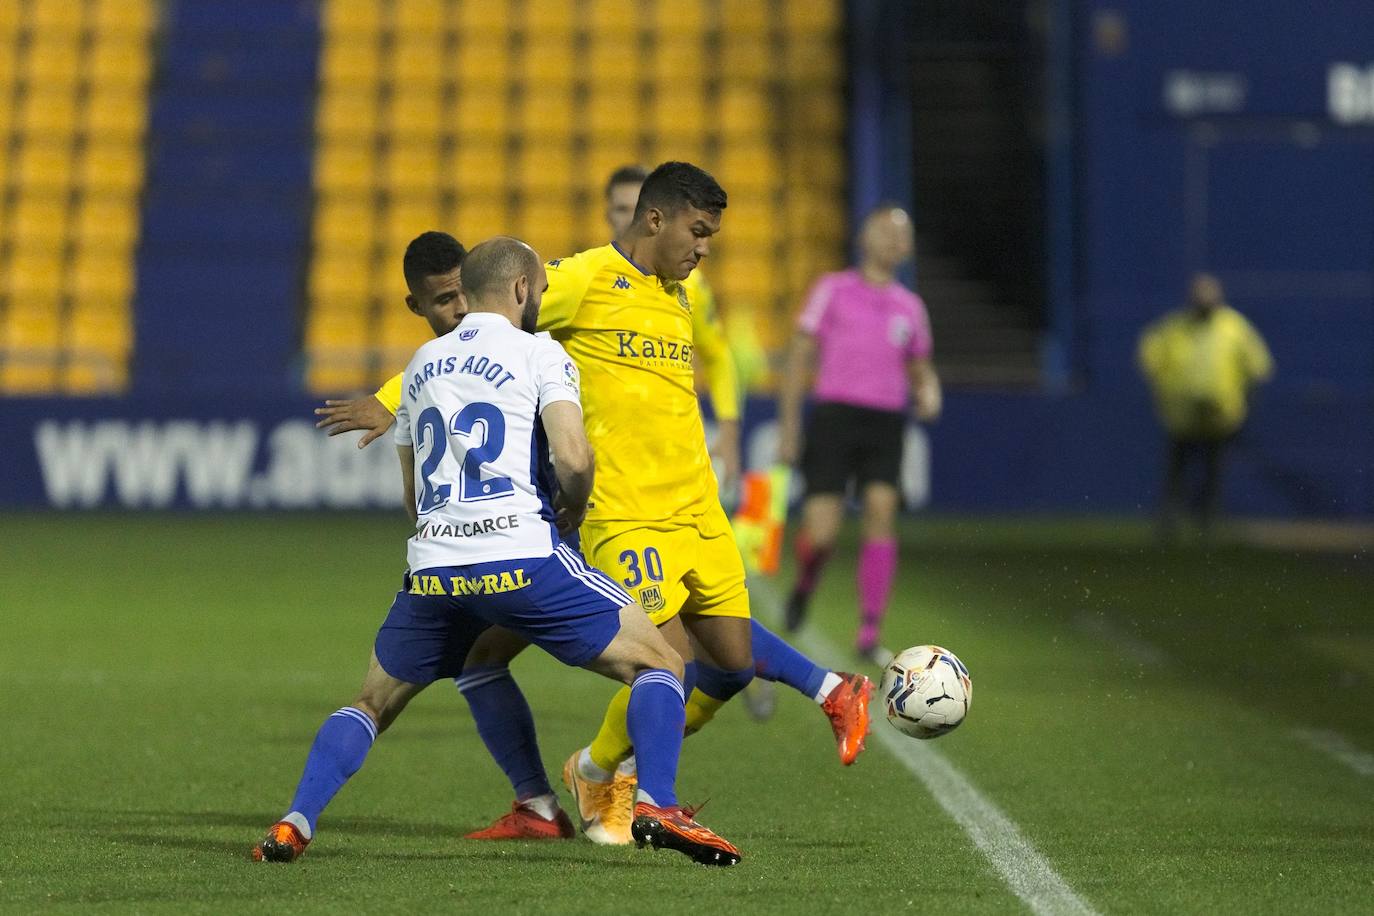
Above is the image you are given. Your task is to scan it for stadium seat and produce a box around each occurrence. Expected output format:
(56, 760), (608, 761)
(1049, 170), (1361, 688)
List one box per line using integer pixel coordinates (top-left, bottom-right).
(389, 36), (447, 87)
(316, 140), (376, 191)
(24, 35), (82, 85)
(454, 87), (509, 137)
(522, 0), (576, 33)
(382, 201), (444, 254)
(519, 87), (575, 138)
(516, 142), (575, 194)
(651, 42), (703, 87)
(75, 197), (140, 249)
(317, 89), (378, 139)
(89, 37), (154, 87)
(719, 143), (778, 193)
(721, 36), (772, 82)
(458, 37), (510, 87)
(786, 39), (843, 85)
(321, 0), (381, 38)
(386, 143), (442, 194)
(453, 194), (510, 242)
(72, 252), (134, 300)
(721, 0), (770, 35)
(29, 0), (84, 32)
(12, 196), (68, 246)
(313, 196), (376, 248)
(1, 305), (63, 392)
(719, 87), (767, 138)
(3, 250), (64, 298)
(384, 91), (445, 136)
(84, 89), (149, 140)
(453, 144), (508, 193)
(650, 91), (705, 140)
(14, 143), (72, 193)
(456, 0), (511, 39)
(321, 41), (381, 88)
(588, 39), (640, 85)
(309, 250), (373, 301)
(782, 0), (840, 35)
(519, 38), (577, 86)
(393, 0), (446, 33)
(79, 144), (144, 193)
(586, 0), (640, 36)
(20, 91), (78, 138)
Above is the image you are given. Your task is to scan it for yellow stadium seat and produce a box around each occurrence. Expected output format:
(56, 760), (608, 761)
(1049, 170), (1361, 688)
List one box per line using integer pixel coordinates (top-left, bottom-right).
(649, 0), (710, 35)
(12, 196), (69, 245)
(75, 197), (139, 249)
(519, 88), (574, 138)
(586, 0), (639, 35)
(647, 139), (705, 167)
(321, 0), (382, 37)
(20, 91), (79, 138)
(92, 0), (155, 36)
(722, 36), (773, 82)
(308, 361), (371, 394)
(389, 36), (446, 87)
(587, 88), (637, 140)
(781, 0), (840, 35)
(393, 0), (446, 33)
(72, 252), (135, 300)
(0, 2), (21, 32)
(458, 36), (510, 88)
(67, 307), (132, 354)
(720, 0), (769, 34)
(583, 142), (643, 188)
(29, 0), (84, 32)
(651, 40), (703, 87)
(316, 140), (376, 191)
(3, 250), (64, 298)
(309, 251), (373, 300)
(511, 193), (576, 254)
(719, 143), (778, 193)
(719, 87), (767, 137)
(453, 144), (509, 193)
(63, 358), (127, 395)
(0, 42), (16, 87)
(453, 193), (510, 242)
(456, 0), (510, 38)
(522, 0), (575, 32)
(305, 309), (369, 349)
(89, 38), (154, 86)
(515, 142), (574, 194)
(313, 196), (377, 248)
(24, 35), (82, 85)
(650, 90), (705, 140)
(1, 306), (62, 392)
(382, 201), (444, 254)
(14, 143), (74, 192)
(385, 143), (442, 194)
(453, 87), (509, 137)
(383, 91), (444, 135)
(587, 39), (639, 85)
(520, 37), (576, 86)
(317, 89), (378, 138)
(321, 40), (381, 88)
(79, 143), (144, 192)
(785, 38), (842, 84)
(84, 89), (148, 140)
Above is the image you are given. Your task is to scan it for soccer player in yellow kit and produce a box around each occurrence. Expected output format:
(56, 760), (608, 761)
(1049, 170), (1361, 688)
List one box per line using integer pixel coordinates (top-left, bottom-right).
(330, 163), (873, 845)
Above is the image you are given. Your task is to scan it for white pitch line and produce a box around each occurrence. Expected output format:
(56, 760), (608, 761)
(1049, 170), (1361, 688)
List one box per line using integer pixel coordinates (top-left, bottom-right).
(1291, 728), (1374, 778)
(750, 576), (1098, 916)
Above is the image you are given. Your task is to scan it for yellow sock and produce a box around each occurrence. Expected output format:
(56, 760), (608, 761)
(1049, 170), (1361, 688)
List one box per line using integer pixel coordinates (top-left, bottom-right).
(684, 688), (725, 736)
(587, 685), (633, 773)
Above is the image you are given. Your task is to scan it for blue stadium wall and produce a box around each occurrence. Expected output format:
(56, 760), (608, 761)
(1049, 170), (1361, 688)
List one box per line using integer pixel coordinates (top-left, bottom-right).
(2, 0), (1372, 515)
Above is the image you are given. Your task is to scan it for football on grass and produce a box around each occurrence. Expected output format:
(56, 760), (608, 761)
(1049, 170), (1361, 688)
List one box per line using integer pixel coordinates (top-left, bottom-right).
(880, 645), (972, 739)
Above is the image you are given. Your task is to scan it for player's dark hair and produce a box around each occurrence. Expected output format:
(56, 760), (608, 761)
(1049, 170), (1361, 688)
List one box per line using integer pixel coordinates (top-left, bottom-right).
(632, 161), (727, 221)
(459, 236), (541, 303)
(604, 164), (649, 199)
(402, 231), (466, 292)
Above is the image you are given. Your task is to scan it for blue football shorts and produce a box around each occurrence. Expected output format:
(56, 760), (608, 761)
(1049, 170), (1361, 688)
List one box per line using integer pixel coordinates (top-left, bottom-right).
(374, 543), (634, 684)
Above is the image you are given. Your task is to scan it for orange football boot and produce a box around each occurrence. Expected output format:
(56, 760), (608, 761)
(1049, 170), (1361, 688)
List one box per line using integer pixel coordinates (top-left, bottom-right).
(821, 672), (873, 765)
(561, 751), (635, 845)
(251, 820), (310, 862)
(464, 801), (576, 840)
(631, 802), (741, 867)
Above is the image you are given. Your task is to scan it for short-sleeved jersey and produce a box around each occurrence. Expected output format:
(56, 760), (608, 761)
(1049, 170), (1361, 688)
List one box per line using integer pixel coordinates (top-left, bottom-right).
(798, 269), (933, 413)
(394, 312), (581, 569)
(537, 242), (721, 522)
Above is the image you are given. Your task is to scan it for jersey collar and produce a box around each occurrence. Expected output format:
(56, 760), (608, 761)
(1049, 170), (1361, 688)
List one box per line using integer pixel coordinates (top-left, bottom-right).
(459, 311), (513, 328)
(610, 241), (653, 277)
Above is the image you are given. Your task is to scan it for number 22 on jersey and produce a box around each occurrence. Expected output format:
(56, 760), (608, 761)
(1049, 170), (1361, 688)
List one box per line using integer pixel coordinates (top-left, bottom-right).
(416, 402), (514, 513)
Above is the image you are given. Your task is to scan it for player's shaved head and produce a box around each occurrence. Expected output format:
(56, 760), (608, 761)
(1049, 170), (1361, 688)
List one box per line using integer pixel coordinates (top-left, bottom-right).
(460, 237), (546, 332)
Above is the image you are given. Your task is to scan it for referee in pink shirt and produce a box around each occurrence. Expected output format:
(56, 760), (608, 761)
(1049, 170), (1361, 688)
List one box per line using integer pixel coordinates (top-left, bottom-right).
(777, 205), (942, 661)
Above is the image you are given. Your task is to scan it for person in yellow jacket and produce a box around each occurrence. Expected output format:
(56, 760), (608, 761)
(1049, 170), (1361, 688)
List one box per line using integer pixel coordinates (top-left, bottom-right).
(1138, 273), (1273, 539)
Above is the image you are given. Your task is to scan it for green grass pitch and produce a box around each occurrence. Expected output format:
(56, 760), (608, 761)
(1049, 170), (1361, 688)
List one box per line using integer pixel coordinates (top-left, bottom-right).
(1, 513), (1371, 913)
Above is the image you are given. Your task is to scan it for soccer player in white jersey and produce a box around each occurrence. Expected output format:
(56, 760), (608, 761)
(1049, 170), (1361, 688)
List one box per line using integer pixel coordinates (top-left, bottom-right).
(253, 237), (740, 867)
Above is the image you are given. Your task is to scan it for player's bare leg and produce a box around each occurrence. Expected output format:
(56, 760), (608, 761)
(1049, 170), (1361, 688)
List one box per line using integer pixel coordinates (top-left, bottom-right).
(786, 493), (844, 631)
(857, 482), (900, 664)
(253, 653), (426, 862)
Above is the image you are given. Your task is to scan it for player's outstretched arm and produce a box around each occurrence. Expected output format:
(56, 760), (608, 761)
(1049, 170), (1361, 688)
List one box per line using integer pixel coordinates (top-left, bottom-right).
(777, 331), (818, 465)
(541, 401), (594, 535)
(315, 395), (396, 448)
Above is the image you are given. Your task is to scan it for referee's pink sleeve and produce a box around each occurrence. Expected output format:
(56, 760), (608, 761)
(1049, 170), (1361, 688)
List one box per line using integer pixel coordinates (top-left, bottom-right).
(906, 293), (934, 360)
(797, 274), (836, 334)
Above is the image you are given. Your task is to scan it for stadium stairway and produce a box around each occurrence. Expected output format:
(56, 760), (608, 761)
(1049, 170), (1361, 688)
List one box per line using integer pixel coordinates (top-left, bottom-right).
(133, 1), (319, 395)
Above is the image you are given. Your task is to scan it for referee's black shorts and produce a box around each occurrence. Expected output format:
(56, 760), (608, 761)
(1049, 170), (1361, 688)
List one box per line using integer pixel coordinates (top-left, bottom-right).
(800, 401), (906, 496)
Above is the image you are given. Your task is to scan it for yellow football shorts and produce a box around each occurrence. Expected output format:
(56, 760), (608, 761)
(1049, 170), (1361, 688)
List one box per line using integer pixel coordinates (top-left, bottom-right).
(579, 501), (751, 627)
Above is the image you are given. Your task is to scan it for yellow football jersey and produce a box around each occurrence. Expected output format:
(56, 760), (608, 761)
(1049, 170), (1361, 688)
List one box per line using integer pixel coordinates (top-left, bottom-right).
(375, 243), (738, 522)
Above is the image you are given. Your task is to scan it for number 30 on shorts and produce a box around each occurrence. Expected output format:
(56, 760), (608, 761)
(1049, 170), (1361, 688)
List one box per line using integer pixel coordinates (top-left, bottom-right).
(618, 547), (664, 588)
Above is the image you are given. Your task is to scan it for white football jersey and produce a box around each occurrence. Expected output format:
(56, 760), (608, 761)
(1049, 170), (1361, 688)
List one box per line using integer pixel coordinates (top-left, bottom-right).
(394, 312), (581, 569)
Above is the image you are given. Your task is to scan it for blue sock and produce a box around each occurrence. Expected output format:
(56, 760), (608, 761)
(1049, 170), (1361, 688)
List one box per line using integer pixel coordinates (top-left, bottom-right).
(286, 707), (377, 834)
(456, 667), (551, 801)
(682, 660), (699, 698)
(625, 669), (685, 808)
(695, 662), (753, 702)
(750, 619), (828, 698)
